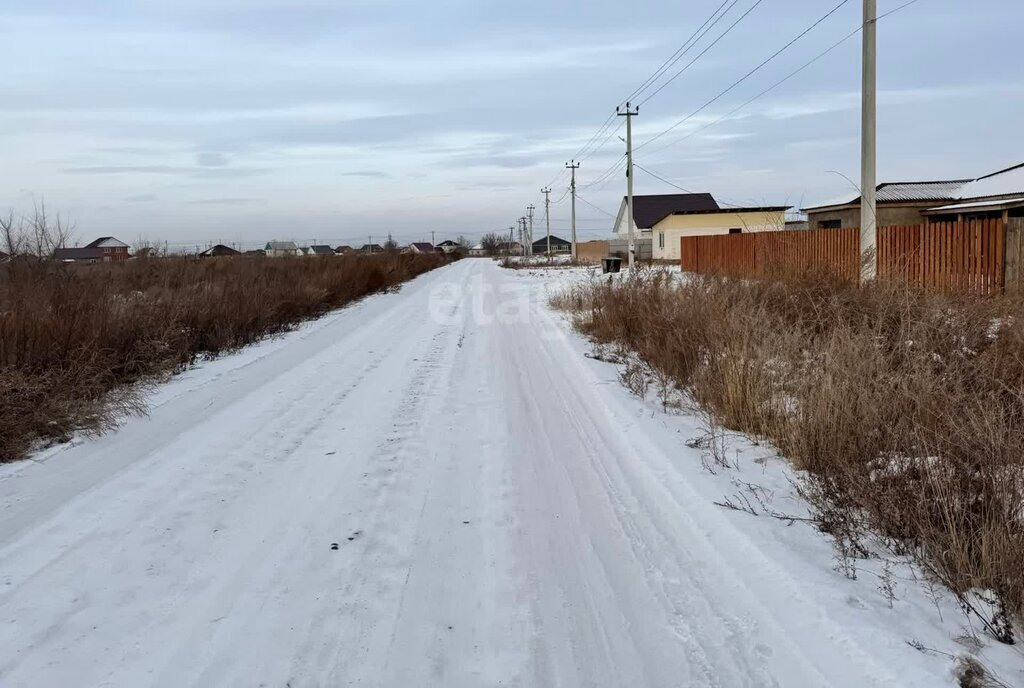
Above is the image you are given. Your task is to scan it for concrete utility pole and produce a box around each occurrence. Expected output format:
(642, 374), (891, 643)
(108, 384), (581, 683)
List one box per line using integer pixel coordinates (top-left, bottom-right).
(566, 160), (580, 261)
(431, 230), (436, 246)
(617, 102), (639, 269)
(860, 0), (877, 281)
(527, 205), (535, 256)
(541, 187), (552, 256)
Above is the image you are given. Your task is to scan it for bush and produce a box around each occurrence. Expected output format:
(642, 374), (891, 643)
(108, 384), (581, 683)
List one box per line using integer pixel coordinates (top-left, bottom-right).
(554, 271), (1024, 638)
(0, 253), (448, 461)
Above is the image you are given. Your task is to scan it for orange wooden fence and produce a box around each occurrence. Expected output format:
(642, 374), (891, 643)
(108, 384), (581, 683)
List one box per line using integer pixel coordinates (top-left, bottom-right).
(680, 220), (1007, 294)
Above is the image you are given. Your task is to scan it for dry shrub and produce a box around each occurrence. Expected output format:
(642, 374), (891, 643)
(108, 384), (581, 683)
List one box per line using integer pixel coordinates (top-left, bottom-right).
(0, 252), (448, 461)
(554, 270), (1024, 638)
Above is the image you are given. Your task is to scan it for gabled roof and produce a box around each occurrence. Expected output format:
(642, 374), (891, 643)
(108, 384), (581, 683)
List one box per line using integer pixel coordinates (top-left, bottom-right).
(309, 245), (334, 255)
(83, 235), (128, 248)
(360, 243), (383, 251)
(334, 245), (353, 252)
(619, 193), (721, 229)
(265, 241), (299, 251)
(436, 240), (458, 246)
(199, 244), (240, 257)
(410, 242), (435, 252)
(532, 235), (570, 246)
(83, 237), (128, 248)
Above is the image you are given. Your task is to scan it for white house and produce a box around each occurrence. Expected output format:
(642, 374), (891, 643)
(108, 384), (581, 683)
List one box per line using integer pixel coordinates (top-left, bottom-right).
(265, 241), (300, 257)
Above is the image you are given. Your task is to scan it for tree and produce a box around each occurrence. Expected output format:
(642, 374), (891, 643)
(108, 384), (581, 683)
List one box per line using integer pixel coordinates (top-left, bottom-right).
(480, 232), (503, 256)
(384, 233), (399, 253)
(0, 201), (75, 257)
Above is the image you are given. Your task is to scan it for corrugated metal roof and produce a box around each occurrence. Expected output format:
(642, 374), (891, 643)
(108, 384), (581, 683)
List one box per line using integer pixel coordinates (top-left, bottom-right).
(804, 180), (969, 210)
(875, 180), (969, 202)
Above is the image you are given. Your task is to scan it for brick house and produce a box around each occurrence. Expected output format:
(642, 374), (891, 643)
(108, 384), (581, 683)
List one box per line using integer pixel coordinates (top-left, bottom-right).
(53, 236), (130, 263)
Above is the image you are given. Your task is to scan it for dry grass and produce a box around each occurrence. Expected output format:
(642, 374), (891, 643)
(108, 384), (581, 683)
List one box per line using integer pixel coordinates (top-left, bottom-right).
(553, 271), (1024, 640)
(0, 252), (449, 461)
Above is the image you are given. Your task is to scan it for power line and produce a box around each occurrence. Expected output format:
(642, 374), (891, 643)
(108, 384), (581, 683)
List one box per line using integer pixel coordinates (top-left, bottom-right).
(579, 119), (625, 163)
(636, 0), (852, 150)
(575, 195), (618, 219)
(579, 153), (626, 190)
(621, 0), (738, 106)
(641, 0), (924, 158)
(637, 0), (768, 107)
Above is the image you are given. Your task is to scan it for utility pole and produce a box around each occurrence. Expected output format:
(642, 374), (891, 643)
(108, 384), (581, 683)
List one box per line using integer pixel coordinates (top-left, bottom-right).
(860, 0), (877, 281)
(431, 230), (435, 246)
(517, 218), (523, 254)
(527, 204), (535, 256)
(566, 160), (580, 261)
(541, 187), (552, 256)
(617, 102), (639, 269)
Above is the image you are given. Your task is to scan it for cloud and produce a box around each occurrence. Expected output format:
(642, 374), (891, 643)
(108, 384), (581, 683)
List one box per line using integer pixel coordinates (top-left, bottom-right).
(339, 170), (389, 178)
(63, 165), (268, 178)
(196, 152), (229, 167)
(187, 197), (264, 205)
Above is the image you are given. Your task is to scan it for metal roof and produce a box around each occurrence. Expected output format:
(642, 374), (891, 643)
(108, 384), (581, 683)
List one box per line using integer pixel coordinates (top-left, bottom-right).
(620, 193), (721, 229)
(875, 180), (970, 202)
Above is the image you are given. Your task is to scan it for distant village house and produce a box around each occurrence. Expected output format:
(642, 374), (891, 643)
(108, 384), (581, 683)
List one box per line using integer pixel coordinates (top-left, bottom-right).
(265, 241), (300, 257)
(53, 236), (131, 263)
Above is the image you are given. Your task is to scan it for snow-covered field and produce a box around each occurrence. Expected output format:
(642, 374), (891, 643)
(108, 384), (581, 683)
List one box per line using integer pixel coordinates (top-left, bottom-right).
(1, 259), (1019, 687)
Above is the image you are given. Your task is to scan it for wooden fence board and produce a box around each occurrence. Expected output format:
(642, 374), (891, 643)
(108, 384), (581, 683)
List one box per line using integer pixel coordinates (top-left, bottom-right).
(678, 220), (1007, 294)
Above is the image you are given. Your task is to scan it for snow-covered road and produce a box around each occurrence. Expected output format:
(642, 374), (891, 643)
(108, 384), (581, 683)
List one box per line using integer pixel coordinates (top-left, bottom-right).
(0, 260), (970, 686)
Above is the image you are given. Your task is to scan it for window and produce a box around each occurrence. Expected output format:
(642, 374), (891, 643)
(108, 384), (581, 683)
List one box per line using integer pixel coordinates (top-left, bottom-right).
(658, 232), (665, 249)
(728, 228), (742, 234)
(818, 219), (842, 229)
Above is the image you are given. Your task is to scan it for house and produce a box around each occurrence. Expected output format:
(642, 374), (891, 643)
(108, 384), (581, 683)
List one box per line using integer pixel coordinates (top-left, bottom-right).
(652, 203), (790, 261)
(245, 249), (266, 256)
(468, 243), (486, 257)
(52, 236), (132, 263)
(614, 193), (721, 238)
(611, 193), (789, 261)
(436, 240), (459, 254)
(532, 235), (571, 255)
(803, 162), (1024, 229)
(199, 244), (241, 257)
(360, 243), (384, 254)
(334, 245), (354, 255)
(307, 245), (335, 256)
(85, 237), (131, 261)
(265, 241), (300, 257)
(407, 242), (435, 254)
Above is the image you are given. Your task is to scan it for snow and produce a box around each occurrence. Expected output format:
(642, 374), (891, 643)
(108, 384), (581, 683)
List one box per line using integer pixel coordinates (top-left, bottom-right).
(929, 196), (1024, 211)
(961, 164), (1024, 200)
(1, 260), (1021, 687)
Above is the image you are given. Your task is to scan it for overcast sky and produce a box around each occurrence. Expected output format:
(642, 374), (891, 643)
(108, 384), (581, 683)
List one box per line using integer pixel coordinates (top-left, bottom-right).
(1, 0), (1021, 249)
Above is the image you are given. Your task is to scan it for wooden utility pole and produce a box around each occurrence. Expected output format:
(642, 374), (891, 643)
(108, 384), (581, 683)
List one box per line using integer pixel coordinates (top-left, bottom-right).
(617, 102), (639, 269)
(860, 0), (877, 280)
(566, 160), (579, 260)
